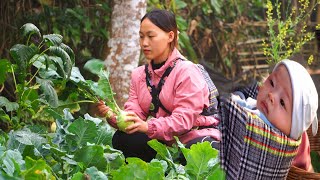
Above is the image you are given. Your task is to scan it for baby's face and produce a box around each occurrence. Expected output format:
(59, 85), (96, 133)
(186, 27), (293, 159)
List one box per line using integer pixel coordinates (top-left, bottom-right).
(256, 65), (293, 136)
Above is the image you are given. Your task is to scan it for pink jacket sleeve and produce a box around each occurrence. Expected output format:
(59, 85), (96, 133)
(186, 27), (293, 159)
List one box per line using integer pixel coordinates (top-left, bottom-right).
(292, 131), (312, 171)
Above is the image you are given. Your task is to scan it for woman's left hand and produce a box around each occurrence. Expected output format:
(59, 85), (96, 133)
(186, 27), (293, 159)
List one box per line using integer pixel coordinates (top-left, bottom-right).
(124, 112), (148, 134)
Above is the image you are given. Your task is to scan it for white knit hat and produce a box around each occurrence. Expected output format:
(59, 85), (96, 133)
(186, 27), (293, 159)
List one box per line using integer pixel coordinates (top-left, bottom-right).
(274, 59), (318, 140)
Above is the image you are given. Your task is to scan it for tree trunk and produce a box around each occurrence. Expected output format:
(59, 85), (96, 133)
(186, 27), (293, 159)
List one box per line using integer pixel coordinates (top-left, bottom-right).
(105, 0), (146, 108)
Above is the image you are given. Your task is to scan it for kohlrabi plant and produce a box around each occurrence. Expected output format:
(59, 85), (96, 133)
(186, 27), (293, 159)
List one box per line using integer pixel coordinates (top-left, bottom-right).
(83, 59), (134, 132)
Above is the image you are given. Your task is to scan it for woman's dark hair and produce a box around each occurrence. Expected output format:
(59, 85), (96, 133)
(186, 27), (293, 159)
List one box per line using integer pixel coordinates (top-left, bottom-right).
(141, 9), (178, 51)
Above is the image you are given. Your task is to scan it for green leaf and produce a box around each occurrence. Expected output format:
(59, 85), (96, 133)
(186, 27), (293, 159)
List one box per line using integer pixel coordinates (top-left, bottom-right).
(104, 146), (125, 172)
(70, 172), (84, 180)
(84, 166), (108, 179)
(1, 149), (25, 176)
(176, 16), (188, 31)
(84, 59), (105, 75)
(43, 34), (63, 46)
(0, 96), (19, 112)
(73, 145), (106, 171)
(66, 117), (98, 147)
(183, 142), (221, 179)
(111, 157), (164, 180)
(49, 56), (65, 78)
(22, 157), (55, 179)
(175, 0), (187, 9)
(13, 129), (47, 147)
(147, 139), (173, 161)
(0, 108), (10, 123)
(20, 23), (41, 38)
(0, 59), (11, 85)
(36, 78), (59, 108)
(59, 43), (75, 65)
(49, 46), (72, 78)
(70, 67), (85, 83)
(10, 44), (39, 82)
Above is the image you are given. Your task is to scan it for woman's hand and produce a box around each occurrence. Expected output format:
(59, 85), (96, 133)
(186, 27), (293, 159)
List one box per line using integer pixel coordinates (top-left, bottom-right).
(124, 112), (148, 134)
(94, 100), (111, 117)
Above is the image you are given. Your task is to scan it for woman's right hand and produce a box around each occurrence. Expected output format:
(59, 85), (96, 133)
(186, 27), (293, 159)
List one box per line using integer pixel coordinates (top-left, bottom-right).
(94, 100), (111, 117)
(92, 100), (118, 128)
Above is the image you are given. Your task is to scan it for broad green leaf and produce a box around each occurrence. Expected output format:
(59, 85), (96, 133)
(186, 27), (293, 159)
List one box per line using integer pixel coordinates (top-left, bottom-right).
(10, 44), (39, 82)
(66, 117), (98, 147)
(85, 166), (108, 179)
(104, 145), (125, 172)
(22, 157), (55, 179)
(36, 78), (59, 108)
(49, 56), (65, 78)
(1, 149), (24, 176)
(147, 139), (173, 161)
(70, 172), (84, 180)
(84, 59), (105, 75)
(49, 46), (72, 78)
(73, 145), (106, 171)
(0, 96), (19, 112)
(94, 70), (118, 113)
(43, 34), (63, 46)
(111, 157), (164, 180)
(0, 59), (11, 85)
(95, 124), (114, 146)
(183, 142), (220, 179)
(14, 129), (47, 147)
(20, 23), (41, 38)
(59, 43), (75, 65)
(70, 67), (85, 83)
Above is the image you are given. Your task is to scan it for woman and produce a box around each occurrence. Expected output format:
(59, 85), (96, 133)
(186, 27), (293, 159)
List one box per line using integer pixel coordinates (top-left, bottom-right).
(95, 9), (220, 162)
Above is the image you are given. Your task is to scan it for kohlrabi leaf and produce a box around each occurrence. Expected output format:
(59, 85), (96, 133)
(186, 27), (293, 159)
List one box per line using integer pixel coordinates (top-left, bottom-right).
(73, 145), (106, 171)
(66, 117), (98, 147)
(13, 129), (47, 147)
(23, 157), (55, 179)
(1, 149), (24, 176)
(97, 70), (119, 113)
(70, 67), (85, 83)
(111, 157), (164, 179)
(84, 166), (108, 179)
(147, 139), (173, 162)
(183, 141), (222, 179)
(83, 59), (105, 75)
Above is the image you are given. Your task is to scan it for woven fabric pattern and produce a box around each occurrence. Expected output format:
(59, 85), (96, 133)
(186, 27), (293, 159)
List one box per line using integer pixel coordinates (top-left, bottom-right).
(220, 96), (301, 179)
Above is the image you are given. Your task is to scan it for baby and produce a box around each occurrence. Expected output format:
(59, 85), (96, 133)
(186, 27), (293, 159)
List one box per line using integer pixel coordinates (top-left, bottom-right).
(220, 59), (318, 179)
(232, 59), (318, 140)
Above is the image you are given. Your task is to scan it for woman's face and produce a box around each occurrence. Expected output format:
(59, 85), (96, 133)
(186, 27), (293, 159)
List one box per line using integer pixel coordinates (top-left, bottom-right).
(139, 18), (174, 63)
(256, 65), (293, 136)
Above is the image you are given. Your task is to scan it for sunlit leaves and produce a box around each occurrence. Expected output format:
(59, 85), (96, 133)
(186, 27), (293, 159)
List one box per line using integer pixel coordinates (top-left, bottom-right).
(20, 23), (41, 38)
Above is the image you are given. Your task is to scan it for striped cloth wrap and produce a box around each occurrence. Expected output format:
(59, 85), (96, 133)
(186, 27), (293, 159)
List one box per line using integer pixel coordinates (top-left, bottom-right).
(219, 82), (301, 180)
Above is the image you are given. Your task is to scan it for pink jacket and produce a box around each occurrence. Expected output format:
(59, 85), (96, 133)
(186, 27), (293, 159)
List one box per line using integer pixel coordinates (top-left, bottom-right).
(292, 132), (312, 171)
(124, 48), (221, 145)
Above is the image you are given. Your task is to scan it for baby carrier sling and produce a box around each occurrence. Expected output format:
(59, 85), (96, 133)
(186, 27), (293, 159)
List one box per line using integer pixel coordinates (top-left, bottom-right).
(144, 58), (219, 117)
